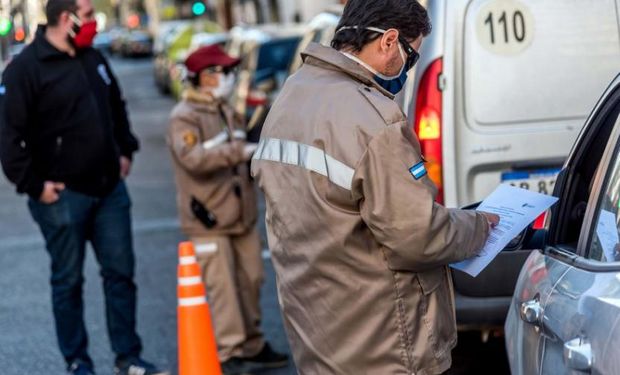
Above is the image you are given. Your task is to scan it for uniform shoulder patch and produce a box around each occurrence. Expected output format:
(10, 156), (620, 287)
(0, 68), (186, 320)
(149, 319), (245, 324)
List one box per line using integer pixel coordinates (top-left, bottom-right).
(182, 131), (198, 147)
(409, 161), (427, 180)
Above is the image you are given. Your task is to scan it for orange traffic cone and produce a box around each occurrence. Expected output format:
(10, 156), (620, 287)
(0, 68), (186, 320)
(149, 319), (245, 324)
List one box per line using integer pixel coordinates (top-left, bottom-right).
(177, 241), (222, 375)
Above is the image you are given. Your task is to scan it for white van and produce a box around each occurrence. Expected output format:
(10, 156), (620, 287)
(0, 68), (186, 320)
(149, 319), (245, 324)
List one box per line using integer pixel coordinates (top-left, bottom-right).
(407, 0), (620, 207)
(405, 0), (620, 332)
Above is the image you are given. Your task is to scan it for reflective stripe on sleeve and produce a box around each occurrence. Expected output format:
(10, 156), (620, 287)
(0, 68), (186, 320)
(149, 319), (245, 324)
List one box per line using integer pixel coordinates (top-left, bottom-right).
(253, 138), (355, 191)
(232, 130), (247, 140)
(195, 243), (218, 254)
(203, 131), (229, 150)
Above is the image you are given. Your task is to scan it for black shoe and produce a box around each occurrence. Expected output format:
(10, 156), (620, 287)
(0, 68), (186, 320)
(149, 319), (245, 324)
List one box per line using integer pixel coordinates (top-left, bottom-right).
(220, 357), (252, 375)
(114, 357), (170, 375)
(244, 343), (289, 369)
(67, 361), (95, 375)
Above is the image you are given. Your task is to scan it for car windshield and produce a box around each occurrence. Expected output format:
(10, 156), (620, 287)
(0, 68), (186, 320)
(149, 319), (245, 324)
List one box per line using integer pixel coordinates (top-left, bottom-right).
(254, 37), (301, 83)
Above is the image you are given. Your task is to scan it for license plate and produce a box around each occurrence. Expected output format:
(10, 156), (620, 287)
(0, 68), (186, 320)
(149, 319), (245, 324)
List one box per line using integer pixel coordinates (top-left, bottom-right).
(501, 168), (561, 195)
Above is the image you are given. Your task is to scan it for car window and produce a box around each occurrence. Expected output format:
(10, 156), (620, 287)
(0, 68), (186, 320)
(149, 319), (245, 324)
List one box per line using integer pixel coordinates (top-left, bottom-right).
(588, 133), (620, 263)
(551, 88), (620, 251)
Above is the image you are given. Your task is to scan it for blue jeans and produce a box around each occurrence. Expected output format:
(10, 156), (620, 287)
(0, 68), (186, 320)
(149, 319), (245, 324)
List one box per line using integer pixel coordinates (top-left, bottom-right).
(28, 181), (142, 366)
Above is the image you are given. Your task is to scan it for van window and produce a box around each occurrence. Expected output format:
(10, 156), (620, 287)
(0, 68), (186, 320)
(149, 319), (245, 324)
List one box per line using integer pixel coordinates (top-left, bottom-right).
(463, 0), (620, 127)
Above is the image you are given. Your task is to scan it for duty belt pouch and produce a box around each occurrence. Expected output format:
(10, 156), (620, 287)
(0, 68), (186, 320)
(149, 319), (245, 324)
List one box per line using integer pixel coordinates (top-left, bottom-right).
(190, 196), (218, 229)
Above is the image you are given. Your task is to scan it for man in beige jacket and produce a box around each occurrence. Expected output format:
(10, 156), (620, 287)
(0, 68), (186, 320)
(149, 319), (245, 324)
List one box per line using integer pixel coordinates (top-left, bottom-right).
(251, 0), (499, 374)
(168, 45), (288, 374)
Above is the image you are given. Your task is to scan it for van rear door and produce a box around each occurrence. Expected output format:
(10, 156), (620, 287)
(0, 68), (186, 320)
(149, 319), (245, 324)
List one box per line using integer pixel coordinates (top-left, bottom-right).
(452, 0), (620, 205)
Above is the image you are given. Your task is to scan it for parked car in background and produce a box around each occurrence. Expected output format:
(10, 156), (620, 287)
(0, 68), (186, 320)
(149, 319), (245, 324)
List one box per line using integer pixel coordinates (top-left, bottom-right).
(167, 31), (229, 94)
(288, 6), (342, 73)
(93, 30), (114, 54)
(506, 73), (620, 375)
(226, 24), (305, 141)
(153, 20), (192, 94)
(411, 0), (620, 335)
(109, 27), (131, 55)
(120, 30), (153, 57)
(157, 20), (222, 99)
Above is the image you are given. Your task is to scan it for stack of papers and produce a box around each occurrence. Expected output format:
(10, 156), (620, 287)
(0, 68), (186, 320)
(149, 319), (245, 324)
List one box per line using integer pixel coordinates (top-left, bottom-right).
(451, 184), (559, 277)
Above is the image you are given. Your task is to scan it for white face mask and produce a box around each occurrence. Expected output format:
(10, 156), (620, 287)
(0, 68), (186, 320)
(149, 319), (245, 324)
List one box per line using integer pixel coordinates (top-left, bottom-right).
(338, 26), (407, 80)
(212, 73), (236, 99)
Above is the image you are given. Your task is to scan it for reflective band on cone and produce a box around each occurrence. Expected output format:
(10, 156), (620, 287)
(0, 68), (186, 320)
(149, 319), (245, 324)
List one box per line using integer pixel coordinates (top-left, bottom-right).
(179, 256), (197, 265)
(178, 276), (202, 286)
(178, 296), (207, 307)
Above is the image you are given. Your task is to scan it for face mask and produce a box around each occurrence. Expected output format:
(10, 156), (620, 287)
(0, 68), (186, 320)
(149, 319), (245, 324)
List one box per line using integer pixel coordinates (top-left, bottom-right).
(343, 46), (408, 96)
(69, 14), (98, 49)
(212, 73), (235, 99)
(338, 26), (413, 95)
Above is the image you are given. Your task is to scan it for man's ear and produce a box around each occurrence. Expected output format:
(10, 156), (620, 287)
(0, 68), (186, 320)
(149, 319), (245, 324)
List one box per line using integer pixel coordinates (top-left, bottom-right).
(59, 11), (70, 23)
(380, 29), (399, 53)
(58, 11), (73, 28)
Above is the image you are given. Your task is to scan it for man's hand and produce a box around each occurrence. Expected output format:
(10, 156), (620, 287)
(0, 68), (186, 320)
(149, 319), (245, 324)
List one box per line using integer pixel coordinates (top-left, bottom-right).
(120, 156), (132, 178)
(480, 212), (500, 229)
(243, 143), (259, 161)
(39, 181), (65, 204)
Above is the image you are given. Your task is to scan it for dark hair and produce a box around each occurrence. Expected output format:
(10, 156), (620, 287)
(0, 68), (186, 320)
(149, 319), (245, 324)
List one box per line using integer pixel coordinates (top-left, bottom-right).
(331, 0), (431, 52)
(46, 0), (78, 27)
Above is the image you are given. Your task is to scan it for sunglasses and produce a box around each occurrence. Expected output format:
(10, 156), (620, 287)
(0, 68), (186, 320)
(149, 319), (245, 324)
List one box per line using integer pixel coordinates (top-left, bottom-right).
(397, 36), (420, 71)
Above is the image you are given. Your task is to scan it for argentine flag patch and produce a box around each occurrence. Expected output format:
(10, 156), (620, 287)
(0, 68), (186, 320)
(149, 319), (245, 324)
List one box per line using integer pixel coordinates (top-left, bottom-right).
(409, 162), (427, 180)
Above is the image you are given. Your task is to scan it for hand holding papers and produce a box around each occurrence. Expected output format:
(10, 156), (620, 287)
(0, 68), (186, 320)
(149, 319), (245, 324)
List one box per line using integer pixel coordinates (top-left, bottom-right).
(451, 184), (559, 277)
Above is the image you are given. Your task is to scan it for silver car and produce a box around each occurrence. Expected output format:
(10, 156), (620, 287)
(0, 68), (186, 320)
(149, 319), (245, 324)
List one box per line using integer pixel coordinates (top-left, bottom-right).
(506, 74), (620, 374)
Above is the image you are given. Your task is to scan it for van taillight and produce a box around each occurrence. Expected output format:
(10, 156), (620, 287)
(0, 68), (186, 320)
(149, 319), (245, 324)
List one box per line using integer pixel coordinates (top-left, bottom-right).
(533, 212), (547, 230)
(414, 58), (444, 204)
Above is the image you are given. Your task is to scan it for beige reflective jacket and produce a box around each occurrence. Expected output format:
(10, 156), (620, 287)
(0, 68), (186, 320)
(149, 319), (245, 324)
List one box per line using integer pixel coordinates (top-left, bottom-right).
(251, 44), (490, 375)
(168, 89), (257, 237)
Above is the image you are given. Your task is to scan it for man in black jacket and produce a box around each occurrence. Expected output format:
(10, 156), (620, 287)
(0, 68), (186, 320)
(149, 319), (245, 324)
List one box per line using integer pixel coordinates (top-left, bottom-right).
(0, 1), (168, 374)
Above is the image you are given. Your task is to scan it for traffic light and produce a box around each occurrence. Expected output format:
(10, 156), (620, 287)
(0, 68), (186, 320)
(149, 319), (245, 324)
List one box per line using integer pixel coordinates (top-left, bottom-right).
(14, 27), (25, 42)
(192, 1), (206, 16)
(0, 18), (12, 37)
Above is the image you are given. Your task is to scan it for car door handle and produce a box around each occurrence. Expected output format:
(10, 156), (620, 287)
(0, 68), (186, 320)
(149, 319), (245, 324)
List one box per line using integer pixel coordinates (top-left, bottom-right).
(563, 337), (592, 372)
(520, 299), (543, 326)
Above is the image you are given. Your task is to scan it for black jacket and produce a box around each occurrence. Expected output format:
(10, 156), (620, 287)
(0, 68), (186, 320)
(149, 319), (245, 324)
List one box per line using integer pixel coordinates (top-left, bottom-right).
(0, 26), (139, 199)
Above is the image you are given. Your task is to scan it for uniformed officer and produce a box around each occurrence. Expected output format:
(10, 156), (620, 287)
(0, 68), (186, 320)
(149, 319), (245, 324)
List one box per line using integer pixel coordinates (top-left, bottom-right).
(251, 0), (500, 374)
(167, 45), (288, 375)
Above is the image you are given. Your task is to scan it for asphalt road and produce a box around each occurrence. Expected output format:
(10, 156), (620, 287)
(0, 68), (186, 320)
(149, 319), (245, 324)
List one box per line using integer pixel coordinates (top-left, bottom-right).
(0, 56), (508, 375)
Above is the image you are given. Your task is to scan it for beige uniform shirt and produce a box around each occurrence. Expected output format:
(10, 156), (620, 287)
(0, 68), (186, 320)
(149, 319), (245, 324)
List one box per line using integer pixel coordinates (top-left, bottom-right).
(251, 44), (490, 375)
(168, 89), (257, 237)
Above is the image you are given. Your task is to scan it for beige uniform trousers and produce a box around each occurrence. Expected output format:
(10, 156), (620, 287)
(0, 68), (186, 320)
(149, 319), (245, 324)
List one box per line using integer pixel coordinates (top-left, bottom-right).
(192, 227), (265, 361)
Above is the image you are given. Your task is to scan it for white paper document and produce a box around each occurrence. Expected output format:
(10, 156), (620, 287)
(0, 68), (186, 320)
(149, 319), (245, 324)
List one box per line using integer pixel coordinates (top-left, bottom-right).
(595, 210), (619, 262)
(451, 184), (559, 277)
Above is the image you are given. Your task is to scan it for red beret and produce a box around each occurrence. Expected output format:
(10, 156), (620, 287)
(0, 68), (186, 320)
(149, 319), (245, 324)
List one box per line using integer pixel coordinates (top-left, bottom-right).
(184, 44), (241, 76)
